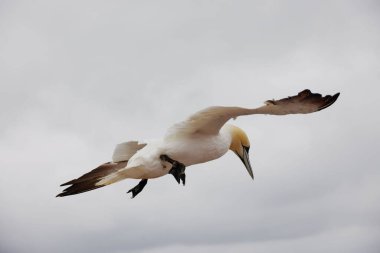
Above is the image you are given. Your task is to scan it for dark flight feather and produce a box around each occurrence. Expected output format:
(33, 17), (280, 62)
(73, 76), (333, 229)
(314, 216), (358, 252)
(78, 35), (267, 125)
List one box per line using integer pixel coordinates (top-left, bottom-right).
(56, 161), (128, 197)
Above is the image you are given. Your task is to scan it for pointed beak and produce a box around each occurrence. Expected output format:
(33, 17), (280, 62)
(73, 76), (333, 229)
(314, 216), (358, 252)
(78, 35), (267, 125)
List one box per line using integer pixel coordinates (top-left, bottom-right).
(239, 146), (254, 180)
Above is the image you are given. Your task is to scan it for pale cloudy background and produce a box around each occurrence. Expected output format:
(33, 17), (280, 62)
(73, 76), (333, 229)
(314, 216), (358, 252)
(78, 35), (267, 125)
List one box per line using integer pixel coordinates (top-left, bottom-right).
(0, 1), (379, 253)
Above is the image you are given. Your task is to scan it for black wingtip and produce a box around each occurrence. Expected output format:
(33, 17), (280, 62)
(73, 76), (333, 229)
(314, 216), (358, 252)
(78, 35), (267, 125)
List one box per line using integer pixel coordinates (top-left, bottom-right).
(60, 180), (75, 187)
(56, 184), (104, 198)
(318, 92), (340, 111)
(56, 160), (129, 198)
(56, 191), (68, 197)
(333, 92), (340, 100)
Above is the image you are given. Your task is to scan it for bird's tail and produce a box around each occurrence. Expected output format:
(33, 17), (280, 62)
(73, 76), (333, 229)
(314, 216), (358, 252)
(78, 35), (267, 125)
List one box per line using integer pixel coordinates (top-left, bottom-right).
(56, 161), (128, 197)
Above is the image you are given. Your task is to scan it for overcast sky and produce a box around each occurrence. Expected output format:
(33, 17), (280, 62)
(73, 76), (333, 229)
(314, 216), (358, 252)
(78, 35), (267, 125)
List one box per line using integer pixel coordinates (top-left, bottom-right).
(0, 1), (379, 253)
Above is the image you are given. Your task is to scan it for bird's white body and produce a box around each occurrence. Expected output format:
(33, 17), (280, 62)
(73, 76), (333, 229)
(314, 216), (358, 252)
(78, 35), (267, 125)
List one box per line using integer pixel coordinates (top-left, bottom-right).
(164, 130), (231, 167)
(100, 125), (233, 183)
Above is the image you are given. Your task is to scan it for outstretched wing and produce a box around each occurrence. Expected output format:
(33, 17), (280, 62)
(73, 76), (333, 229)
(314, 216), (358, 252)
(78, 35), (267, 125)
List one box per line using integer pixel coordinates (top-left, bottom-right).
(166, 89), (340, 137)
(57, 141), (146, 197)
(255, 89), (340, 115)
(165, 106), (252, 136)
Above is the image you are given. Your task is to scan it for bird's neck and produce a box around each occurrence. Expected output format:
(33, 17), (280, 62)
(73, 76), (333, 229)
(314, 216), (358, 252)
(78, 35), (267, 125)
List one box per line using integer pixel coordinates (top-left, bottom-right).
(221, 124), (238, 151)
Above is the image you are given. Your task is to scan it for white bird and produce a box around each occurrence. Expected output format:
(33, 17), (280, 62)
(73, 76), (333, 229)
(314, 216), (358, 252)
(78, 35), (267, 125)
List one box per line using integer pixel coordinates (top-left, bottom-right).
(57, 89), (339, 198)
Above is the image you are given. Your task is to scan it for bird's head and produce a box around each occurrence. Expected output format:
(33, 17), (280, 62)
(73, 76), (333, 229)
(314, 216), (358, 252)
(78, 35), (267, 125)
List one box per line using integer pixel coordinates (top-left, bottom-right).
(227, 125), (254, 180)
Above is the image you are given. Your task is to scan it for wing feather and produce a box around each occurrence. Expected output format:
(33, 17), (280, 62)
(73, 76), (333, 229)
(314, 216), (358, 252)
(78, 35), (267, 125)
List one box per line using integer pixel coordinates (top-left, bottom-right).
(112, 141), (146, 162)
(258, 89), (340, 115)
(166, 89), (339, 137)
(57, 141), (147, 196)
(165, 106), (252, 136)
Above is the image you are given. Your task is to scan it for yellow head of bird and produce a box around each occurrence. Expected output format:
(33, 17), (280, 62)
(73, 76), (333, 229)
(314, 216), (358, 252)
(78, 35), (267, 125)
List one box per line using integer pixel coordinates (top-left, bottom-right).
(228, 125), (254, 179)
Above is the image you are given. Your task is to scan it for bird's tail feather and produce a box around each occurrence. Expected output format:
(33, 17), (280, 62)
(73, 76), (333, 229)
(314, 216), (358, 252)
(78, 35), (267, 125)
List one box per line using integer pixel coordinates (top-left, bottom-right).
(56, 160), (128, 197)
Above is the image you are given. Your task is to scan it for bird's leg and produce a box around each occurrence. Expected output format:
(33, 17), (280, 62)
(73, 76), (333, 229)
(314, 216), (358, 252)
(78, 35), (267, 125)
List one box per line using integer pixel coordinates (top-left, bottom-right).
(160, 154), (186, 186)
(127, 179), (148, 198)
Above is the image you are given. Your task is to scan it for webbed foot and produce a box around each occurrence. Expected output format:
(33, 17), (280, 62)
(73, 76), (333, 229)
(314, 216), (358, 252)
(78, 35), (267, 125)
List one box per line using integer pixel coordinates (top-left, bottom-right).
(160, 154), (186, 186)
(127, 179), (148, 198)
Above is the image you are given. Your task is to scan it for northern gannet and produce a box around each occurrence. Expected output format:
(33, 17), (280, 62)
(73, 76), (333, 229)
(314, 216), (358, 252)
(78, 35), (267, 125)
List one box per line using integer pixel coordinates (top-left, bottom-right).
(57, 89), (339, 198)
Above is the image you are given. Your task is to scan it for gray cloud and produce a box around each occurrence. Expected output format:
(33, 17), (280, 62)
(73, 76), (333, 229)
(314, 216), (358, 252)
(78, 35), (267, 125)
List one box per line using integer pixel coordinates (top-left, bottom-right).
(0, 0), (379, 253)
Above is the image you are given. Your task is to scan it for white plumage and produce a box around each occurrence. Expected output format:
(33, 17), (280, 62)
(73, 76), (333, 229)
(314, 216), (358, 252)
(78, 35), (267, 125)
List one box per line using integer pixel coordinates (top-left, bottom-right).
(57, 89), (339, 198)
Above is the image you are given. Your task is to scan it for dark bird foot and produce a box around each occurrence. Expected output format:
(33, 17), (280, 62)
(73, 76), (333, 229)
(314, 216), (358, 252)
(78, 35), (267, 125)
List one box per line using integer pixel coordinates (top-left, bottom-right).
(160, 154), (186, 186)
(127, 179), (148, 198)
